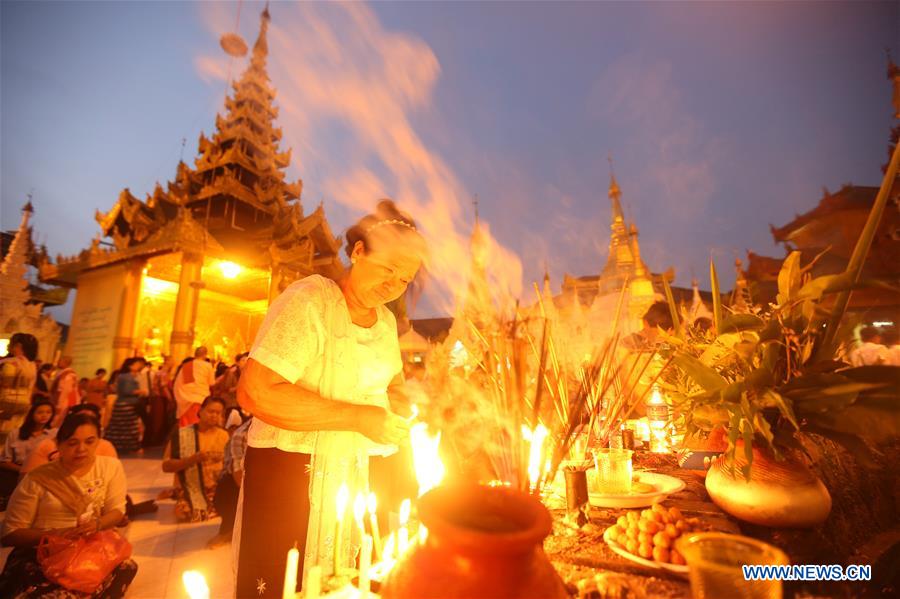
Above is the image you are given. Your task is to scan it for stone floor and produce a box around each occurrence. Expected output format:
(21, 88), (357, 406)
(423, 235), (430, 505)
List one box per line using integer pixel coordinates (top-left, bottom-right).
(1, 451), (236, 599)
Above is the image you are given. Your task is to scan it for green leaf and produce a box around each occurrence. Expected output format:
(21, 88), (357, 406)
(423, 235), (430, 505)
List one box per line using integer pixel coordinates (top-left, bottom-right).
(662, 276), (683, 340)
(710, 258), (723, 334)
(764, 391), (799, 430)
(777, 251), (802, 304)
(673, 352), (728, 392)
(719, 314), (765, 335)
(796, 272), (854, 301)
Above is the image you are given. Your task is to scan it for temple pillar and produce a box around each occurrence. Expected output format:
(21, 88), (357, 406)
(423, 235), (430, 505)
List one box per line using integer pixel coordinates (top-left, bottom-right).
(112, 259), (146, 369)
(170, 252), (204, 363)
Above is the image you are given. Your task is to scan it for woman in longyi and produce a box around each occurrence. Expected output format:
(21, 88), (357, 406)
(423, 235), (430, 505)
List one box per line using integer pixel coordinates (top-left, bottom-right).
(162, 396), (229, 522)
(234, 200), (426, 598)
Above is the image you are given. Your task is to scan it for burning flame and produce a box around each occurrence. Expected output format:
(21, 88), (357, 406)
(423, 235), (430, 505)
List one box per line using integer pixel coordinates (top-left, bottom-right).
(522, 423), (549, 490)
(217, 260), (242, 279)
(410, 422), (445, 496)
(182, 571), (210, 599)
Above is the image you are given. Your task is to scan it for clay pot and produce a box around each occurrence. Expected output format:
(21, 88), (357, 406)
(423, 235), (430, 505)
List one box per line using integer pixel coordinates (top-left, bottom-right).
(705, 441), (831, 528)
(380, 484), (568, 599)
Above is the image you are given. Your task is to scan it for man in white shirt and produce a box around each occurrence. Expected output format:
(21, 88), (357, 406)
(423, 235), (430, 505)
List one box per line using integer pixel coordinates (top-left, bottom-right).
(849, 326), (888, 366)
(173, 346), (215, 427)
(882, 328), (900, 366)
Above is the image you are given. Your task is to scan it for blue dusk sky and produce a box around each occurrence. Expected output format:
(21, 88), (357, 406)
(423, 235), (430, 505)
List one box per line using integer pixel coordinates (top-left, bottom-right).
(1, 1), (897, 320)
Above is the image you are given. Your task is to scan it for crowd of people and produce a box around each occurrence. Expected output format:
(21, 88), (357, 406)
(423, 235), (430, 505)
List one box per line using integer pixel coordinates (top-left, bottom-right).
(849, 325), (900, 366)
(0, 331), (253, 597)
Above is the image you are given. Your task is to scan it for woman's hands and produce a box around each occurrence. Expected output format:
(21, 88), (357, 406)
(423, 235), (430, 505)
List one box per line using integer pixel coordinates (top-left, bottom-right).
(356, 405), (410, 445)
(189, 451), (224, 466)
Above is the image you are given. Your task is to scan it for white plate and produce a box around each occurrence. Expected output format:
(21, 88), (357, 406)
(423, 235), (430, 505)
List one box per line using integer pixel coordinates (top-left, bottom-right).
(603, 527), (689, 576)
(589, 472), (686, 508)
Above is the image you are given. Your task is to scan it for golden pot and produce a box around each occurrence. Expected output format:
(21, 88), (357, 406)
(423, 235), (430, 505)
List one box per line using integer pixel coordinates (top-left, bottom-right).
(705, 442), (831, 528)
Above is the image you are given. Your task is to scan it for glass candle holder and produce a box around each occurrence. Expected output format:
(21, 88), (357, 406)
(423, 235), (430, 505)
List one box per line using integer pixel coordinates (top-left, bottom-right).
(591, 448), (633, 494)
(676, 532), (789, 599)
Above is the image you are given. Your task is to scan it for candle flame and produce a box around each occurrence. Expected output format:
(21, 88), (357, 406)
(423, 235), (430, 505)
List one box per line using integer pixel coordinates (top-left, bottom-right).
(182, 570), (209, 599)
(410, 422), (445, 496)
(367, 492), (377, 515)
(522, 423), (549, 490)
(649, 387), (665, 405)
(399, 499), (411, 525)
(408, 404), (419, 421)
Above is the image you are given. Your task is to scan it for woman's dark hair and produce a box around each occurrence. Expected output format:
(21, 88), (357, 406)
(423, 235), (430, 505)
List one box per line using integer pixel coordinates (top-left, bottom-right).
(95, 368), (108, 377)
(643, 301), (674, 331)
(883, 327), (899, 346)
(201, 396), (227, 411)
(39, 363), (54, 374)
(7, 333), (38, 362)
(215, 362), (228, 378)
(344, 199), (421, 259)
(57, 412), (101, 443)
(69, 403), (102, 420)
(18, 400), (55, 441)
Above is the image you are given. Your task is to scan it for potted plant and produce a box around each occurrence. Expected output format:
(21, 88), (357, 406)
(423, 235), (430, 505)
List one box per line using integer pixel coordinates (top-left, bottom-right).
(661, 251), (900, 527)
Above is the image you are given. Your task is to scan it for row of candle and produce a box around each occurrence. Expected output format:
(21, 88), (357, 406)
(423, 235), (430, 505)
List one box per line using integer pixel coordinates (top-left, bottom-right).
(282, 488), (414, 599)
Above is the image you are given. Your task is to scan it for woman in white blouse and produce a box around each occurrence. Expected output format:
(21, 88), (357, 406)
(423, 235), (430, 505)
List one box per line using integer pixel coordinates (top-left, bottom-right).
(235, 200), (426, 598)
(0, 411), (137, 598)
(0, 400), (56, 505)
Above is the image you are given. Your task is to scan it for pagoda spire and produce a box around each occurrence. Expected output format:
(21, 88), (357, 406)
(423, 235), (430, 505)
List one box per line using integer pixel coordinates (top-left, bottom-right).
(0, 202), (35, 306)
(251, 2), (271, 69)
(609, 172), (625, 224)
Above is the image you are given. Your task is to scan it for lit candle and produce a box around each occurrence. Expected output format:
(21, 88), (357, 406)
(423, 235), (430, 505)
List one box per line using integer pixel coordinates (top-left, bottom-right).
(305, 565), (321, 599)
(398, 499), (411, 555)
(334, 484), (350, 576)
(367, 492), (382, 560)
(358, 534), (373, 596)
(282, 546), (299, 599)
(182, 571), (210, 599)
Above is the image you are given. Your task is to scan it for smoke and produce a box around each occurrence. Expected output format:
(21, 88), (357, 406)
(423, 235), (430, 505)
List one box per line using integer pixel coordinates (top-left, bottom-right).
(196, 1), (523, 315)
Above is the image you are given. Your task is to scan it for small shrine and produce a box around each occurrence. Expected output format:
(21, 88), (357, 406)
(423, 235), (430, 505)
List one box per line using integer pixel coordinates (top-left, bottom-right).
(38, 6), (342, 375)
(0, 202), (65, 362)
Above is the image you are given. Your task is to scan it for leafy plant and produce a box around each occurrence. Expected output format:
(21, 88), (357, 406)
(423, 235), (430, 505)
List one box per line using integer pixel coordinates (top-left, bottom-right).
(662, 253), (900, 479)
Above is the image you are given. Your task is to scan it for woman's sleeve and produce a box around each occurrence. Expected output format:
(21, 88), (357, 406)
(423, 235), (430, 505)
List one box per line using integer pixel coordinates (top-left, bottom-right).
(102, 459), (127, 515)
(1, 476), (41, 537)
(249, 279), (326, 384)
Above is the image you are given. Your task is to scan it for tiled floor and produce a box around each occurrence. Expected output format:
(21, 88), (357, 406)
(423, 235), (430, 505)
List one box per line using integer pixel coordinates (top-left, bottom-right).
(123, 452), (235, 599)
(1, 452), (236, 599)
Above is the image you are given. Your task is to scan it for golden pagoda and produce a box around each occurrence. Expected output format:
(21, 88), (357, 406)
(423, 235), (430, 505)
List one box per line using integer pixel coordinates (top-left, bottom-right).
(561, 173), (668, 334)
(39, 6), (342, 375)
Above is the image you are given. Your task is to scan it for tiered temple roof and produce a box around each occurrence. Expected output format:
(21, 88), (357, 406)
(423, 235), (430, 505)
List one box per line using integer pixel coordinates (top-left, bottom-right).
(40, 5), (341, 288)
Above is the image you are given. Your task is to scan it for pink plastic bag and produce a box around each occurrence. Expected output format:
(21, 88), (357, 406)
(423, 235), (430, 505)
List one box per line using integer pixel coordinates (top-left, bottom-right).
(37, 530), (132, 594)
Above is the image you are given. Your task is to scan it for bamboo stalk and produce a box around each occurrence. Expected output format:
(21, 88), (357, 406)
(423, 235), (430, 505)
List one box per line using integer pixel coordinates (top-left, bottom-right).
(818, 136), (900, 353)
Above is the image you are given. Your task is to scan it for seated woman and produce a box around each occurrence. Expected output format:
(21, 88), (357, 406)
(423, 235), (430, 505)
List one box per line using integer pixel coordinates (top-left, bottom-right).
(0, 400), (56, 505)
(162, 396), (228, 522)
(0, 412), (137, 599)
(19, 404), (118, 477)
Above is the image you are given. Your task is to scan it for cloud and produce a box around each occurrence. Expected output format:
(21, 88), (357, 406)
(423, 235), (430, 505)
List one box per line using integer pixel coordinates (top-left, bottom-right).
(197, 1), (523, 316)
(587, 52), (724, 222)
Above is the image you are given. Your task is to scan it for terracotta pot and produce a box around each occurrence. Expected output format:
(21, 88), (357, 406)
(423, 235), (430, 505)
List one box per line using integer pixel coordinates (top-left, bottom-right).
(705, 441), (831, 528)
(380, 484), (568, 599)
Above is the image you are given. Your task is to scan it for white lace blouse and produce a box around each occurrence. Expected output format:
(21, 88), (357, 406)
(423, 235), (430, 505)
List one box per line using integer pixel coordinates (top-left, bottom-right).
(247, 275), (402, 455)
